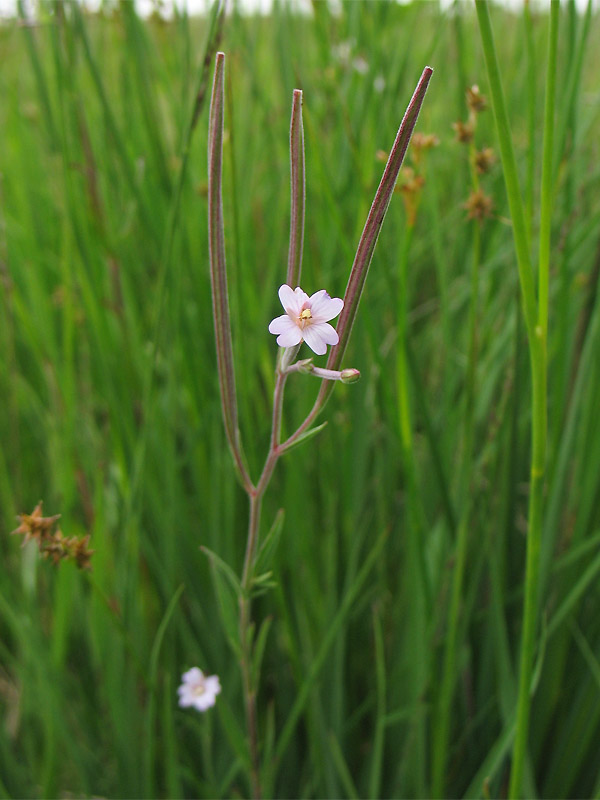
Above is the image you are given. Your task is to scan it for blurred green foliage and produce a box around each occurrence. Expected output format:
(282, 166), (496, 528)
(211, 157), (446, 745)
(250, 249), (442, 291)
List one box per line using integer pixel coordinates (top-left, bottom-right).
(0, 1), (599, 797)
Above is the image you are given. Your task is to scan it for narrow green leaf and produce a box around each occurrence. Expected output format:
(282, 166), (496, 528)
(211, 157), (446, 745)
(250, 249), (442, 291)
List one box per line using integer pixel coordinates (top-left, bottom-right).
(274, 529), (388, 764)
(202, 546), (242, 656)
(253, 508), (285, 576)
(328, 732), (359, 800)
(278, 421), (328, 454)
(368, 607), (386, 799)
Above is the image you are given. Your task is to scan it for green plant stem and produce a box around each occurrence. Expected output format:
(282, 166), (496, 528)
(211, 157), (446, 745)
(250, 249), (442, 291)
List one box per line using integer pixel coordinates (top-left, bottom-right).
(508, 3), (558, 795)
(237, 370), (288, 799)
(397, 222), (415, 459)
(476, 2), (556, 796)
(475, 2), (537, 340)
(432, 219), (481, 798)
(239, 493), (263, 800)
(396, 220), (431, 614)
(537, 1), (559, 344)
(396, 220), (429, 796)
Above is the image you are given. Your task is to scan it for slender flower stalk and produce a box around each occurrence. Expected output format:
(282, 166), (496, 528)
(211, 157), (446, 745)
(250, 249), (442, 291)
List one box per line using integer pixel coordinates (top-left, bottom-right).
(239, 493), (263, 799)
(476, 3), (558, 796)
(284, 364), (361, 383)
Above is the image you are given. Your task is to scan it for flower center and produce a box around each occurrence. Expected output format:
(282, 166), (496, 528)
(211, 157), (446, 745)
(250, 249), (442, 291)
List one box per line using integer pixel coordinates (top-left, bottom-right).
(192, 682), (206, 697)
(299, 307), (312, 328)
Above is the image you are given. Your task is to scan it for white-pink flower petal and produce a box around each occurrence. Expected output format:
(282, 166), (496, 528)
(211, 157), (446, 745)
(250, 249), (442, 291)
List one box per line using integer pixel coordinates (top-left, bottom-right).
(277, 327), (304, 348)
(303, 322), (339, 355)
(278, 284), (299, 313)
(309, 290), (344, 322)
(268, 314), (294, 335)
(182, 667), (203, 684)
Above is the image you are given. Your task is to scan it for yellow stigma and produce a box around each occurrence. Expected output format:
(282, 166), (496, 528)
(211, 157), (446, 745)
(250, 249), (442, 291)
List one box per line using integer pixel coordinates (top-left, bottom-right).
(300, 308), (312, 321)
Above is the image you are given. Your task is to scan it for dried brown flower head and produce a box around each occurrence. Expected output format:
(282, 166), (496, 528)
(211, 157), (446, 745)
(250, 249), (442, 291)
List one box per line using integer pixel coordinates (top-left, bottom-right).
(410, 132), (440, 167)
(475, 147), (496, 174)
(11, 502), (60, 544)
(11, 502), (94, 570)
(463, 189), (494, 221)
(411, 132), (440, 152)
(396, 167), (426, 225)
(453, 120), (475, 144)
(398, 166), (426, 195)
(466, 84), (488, 114)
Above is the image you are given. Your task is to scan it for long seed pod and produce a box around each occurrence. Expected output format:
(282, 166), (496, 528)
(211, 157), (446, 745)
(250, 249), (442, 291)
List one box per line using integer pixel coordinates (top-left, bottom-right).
(286, 89), (306, 289)
(208, 52), (252, 492)
(319, 66), (433, 406)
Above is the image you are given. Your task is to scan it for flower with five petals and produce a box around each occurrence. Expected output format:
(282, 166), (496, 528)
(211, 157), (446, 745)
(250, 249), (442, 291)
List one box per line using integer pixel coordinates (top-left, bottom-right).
(268, 284), (344, 356)
(177, 667), (221, 712)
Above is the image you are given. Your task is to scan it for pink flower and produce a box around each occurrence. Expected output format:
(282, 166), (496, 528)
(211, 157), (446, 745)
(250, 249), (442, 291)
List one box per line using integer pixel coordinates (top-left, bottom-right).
(268, 285), (344, 356)
(177, 667), (221, 712)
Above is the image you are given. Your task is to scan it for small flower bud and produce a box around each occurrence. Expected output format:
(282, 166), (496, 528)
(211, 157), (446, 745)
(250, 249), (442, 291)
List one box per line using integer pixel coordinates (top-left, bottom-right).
(340, 368), (361, 384)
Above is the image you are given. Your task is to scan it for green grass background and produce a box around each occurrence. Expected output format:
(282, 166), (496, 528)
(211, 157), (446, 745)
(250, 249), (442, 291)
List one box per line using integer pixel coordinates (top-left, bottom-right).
(1, 0), (600, 797)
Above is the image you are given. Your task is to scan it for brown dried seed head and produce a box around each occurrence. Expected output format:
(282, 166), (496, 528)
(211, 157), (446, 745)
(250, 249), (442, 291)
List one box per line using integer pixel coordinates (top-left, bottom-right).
(453, 120), (474, 144)
(398, 166), (425, 196)
(411, 132), (440, 152)
(410, 133), (440, 167)
(463, 189), (494, 221)
(396, 167), (426, 226)
(71, 535), (95, 571)
(11, 502), (93, 570)
(475, 147), (496, 174)
(466, 84), (488, 114)
(11, 502), (61, 543)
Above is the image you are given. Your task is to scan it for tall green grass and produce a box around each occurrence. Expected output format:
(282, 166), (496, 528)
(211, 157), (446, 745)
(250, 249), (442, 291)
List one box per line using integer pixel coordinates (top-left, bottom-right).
(1, 1), (599, 797)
